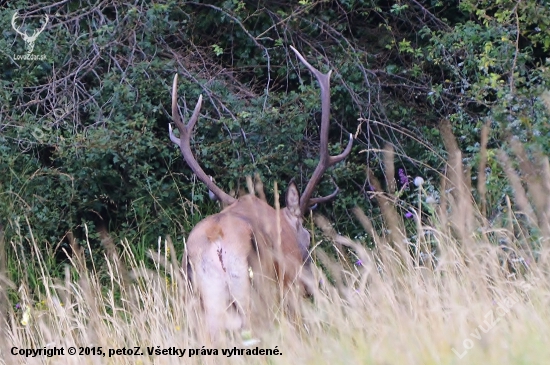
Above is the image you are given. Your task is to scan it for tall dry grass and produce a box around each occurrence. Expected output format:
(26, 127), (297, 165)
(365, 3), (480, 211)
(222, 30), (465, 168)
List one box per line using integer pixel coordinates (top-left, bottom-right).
(1, 124), (550, 365)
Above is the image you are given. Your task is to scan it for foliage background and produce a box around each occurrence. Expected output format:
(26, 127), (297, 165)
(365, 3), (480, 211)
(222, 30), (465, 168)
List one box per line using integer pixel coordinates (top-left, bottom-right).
(0, 0), (549, 269)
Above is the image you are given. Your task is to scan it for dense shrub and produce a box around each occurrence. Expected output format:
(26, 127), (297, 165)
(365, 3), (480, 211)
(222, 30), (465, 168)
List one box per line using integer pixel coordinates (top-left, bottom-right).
(0, 0), (549, 267)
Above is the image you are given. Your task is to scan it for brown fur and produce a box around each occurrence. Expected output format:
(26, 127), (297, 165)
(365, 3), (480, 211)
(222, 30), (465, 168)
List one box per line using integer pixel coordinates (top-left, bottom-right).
(186, 184), (311, 340)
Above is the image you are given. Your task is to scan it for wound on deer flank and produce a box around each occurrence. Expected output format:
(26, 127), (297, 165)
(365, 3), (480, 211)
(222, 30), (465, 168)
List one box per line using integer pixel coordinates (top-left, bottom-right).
(217, 247), (226, 272)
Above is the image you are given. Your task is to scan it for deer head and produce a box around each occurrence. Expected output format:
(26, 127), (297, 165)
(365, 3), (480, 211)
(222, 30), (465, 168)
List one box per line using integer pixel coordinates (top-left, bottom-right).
(11, 12), (49, 54)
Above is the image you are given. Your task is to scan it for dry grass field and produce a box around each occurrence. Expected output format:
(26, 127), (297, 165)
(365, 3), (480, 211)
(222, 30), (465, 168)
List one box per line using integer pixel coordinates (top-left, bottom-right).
(2, 131), (550, 365)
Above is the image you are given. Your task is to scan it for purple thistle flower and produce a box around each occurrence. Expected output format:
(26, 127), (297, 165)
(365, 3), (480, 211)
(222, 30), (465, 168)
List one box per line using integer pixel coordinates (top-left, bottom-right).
(398, 168), (408, 187)
(404, 211), (414, 219)
(397, 169), (409, 185)
(355, 259), (363, 266)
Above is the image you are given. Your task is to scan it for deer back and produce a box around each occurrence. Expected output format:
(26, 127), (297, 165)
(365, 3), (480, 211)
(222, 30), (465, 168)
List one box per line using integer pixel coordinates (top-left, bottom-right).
(186, 191), (308, 289)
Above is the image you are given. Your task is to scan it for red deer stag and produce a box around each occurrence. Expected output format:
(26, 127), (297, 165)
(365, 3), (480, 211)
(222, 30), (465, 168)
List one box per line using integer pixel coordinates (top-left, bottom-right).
(169, 46), (353, 341)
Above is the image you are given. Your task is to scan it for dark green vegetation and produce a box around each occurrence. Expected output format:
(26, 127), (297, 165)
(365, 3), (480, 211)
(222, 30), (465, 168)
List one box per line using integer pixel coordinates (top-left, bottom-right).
(1, 0), (549, 280)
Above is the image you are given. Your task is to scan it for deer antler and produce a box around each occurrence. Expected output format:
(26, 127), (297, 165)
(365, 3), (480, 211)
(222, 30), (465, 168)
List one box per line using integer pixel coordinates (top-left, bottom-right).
(11, 13), (26, 38)
(290, 46), (354, 213)
(31, 14), (49, 40)
(169, 75), (236, 206)
(11, 13), (49, 40)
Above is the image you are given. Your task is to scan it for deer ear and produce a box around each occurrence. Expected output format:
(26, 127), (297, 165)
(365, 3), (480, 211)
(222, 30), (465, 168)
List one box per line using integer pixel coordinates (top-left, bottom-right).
(285, 181), (302, 218)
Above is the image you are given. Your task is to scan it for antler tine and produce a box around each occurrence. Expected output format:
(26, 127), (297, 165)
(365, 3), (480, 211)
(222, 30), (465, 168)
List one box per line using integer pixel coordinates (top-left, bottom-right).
(170, 74), (236, 206)
(308, 178), (340, 207)
(290, 46), (354, 213)
(309, 188), (339, 207)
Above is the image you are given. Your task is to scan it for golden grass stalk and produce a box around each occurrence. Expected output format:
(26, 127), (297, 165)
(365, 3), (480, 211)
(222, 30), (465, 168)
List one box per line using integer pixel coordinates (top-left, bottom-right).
(1, 132), (550, 364)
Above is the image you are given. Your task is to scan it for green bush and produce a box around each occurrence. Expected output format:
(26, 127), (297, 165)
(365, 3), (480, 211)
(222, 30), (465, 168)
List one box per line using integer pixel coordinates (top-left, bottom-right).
(1, 0), (549, 277)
